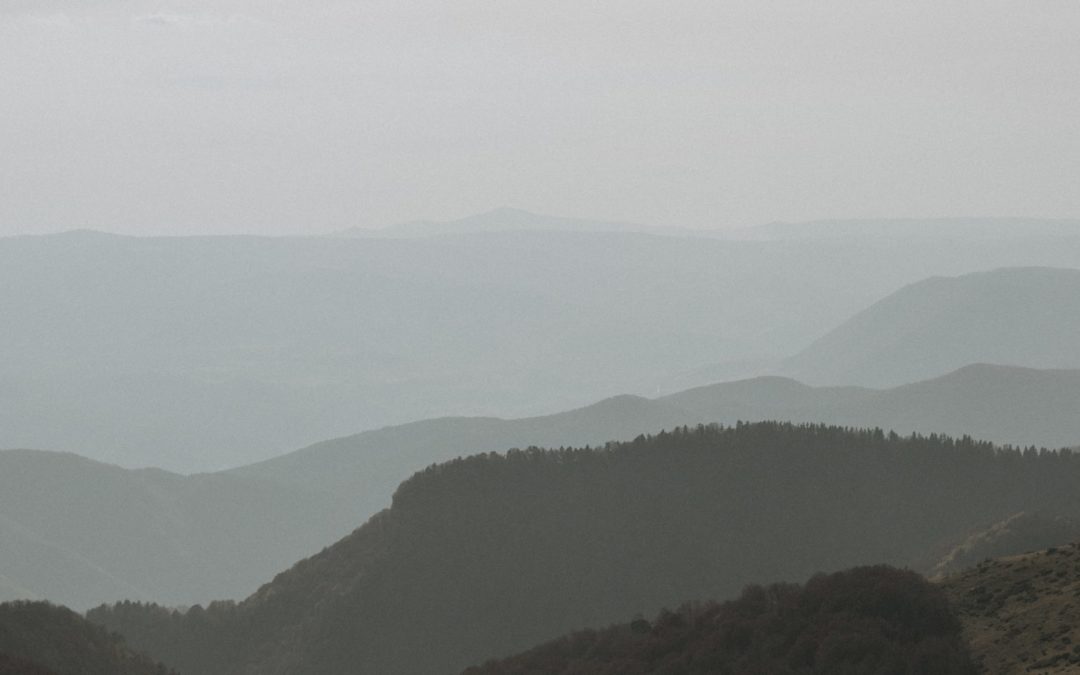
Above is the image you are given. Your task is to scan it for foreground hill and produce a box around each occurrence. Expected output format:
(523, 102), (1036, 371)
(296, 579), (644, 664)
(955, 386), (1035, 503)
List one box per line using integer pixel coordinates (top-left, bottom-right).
(0, 450), (351, 610)
(93, 424), (1080, 675)
(943, 542), (1080, 673)
(7, 226), (1080, 471)
(229, 364), (1080, 525)
(784, 267), (1080, 387)
(464, 566), (976, 674)
(0, 601), (172, 675)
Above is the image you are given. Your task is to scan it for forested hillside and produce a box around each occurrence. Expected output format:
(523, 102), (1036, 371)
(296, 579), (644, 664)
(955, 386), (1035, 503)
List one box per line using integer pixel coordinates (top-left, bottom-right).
(92, 423), (1080, 675)
(0, 602), (172, 675)
(464, 566), (976, 674)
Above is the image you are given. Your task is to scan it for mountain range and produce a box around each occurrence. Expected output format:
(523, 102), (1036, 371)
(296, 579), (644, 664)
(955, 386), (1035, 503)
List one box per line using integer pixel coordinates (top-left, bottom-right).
(7, 220), (1080, 471)
(7, 362), (1080, 611)
(231, 363), (1080, 528)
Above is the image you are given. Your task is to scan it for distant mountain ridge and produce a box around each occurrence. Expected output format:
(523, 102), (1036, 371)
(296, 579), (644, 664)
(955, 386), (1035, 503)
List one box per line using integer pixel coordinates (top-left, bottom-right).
(741, 217), (1080, 241)
(229, 363), (1080, 526)
(783, 267), (1080, 387)
(337, 206), (672, 238)
(0, 450), (352, 610)
(8, 225), (1080, 471)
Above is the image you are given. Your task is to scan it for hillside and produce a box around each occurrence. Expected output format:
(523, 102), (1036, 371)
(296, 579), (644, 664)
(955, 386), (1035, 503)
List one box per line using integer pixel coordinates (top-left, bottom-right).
(0, 450), (352, 610)
(0, 601), (173, 675)
(7, 227), (1080, 470)
(943, 542), (1080, 673)
(931, 512), (1080, 580)
(464, 566), (976, 674)
(93, 423), (1080, 675)
(783, 267), (1080, 387)
(229, 364), (1080, 525)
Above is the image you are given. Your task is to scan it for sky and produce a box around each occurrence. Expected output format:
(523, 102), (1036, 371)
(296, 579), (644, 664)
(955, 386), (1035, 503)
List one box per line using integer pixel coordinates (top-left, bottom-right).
(1, 0), (1078, 236)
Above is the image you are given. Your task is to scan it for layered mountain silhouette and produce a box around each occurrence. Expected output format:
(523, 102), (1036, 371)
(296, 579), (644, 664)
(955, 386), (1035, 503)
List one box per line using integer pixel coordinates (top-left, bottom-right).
(231, 364), (1080, 526)
(742, 217), (1080, 241)
(91, 423), (1080, 675)
(8, 363), (1080, 611)
(7, 226), (1080, 471)
(337, 207), (663, 238)
(0, 450), (351, 610)
(783, 267), (1080, 387)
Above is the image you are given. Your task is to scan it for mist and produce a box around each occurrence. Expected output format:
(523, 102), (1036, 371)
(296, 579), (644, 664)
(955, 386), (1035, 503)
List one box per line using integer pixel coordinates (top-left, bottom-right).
(2, 1), (1079, 235)
(3, 3), (1080, 675)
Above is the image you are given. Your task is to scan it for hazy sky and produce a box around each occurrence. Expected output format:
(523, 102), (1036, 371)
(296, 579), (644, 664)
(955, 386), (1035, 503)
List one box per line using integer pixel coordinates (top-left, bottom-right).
(1, 0), (1078, 235)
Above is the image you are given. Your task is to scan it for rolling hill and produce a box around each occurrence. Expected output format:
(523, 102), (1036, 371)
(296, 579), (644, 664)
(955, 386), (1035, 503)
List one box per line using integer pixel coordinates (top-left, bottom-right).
(7, 224), (1080, 471)
(783, 267), (1080, 387)
(228, 364), (1080, 526)
(0, 450), (353, 611)
(943, 542), (1080, 673)
(91, 423), (1080, 675)
(8, 363), (1080, 611)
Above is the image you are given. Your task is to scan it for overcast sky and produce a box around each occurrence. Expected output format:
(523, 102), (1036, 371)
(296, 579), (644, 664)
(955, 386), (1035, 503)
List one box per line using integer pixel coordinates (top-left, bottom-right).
(1, 0), (1078, 235)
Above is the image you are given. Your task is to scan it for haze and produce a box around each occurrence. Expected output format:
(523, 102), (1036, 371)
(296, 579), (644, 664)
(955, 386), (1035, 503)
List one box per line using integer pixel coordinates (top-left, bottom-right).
(2, 0), (1079, 236)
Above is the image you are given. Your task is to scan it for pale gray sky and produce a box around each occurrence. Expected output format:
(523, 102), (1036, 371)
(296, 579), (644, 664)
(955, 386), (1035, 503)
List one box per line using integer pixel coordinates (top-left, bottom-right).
(1, 0), (1078, 235)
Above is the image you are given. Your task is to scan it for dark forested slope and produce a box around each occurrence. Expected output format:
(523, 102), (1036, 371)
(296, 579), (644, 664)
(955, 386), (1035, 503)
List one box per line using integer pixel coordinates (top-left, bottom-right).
(93, 423), (1080, 675)
(464, 566), (976, 675)
(0, 602), (172, 675)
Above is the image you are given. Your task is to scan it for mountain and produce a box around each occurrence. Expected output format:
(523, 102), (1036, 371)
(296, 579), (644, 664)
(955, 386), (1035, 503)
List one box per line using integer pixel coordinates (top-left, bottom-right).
(91, 423), (1080, 675)
(740, 217), (1080, 241)
(9, 363), (1079, 611)
(0, 601), (173, 675)
(338, 207), (663, 238)
(463, 566), (976, 674)
(0, 450), (353, 611)
(8, 225), (1080, 471)
(228, 364), (1080, 527)
(943, 542), (1080, 673)
(783, 267), (1080, 387)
